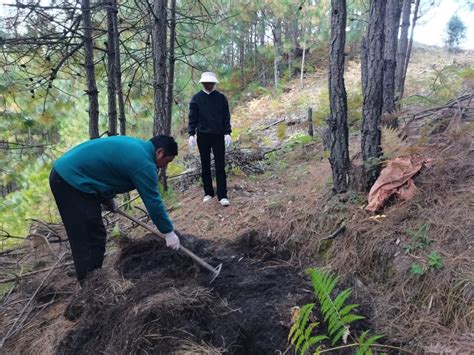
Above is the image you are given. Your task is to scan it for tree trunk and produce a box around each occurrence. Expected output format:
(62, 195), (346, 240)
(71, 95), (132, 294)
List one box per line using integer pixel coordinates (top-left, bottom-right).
(382, 0), (402, 114)
(395, 0), (411, 104)
(300, 39), (306, 88)
(258, 10), (266, 86)
(288, 20), (298, 78)
(165, 0), (176, 137)
(272, 18), (282, 87)
(152, 0), (168, 136)
(106, 0), (117, 136)
(361, 35), (368, 96)
(328, 0), (350, 194)
(82, 0), (99, 139)
(361, 0), (385, 189)
(400, 0), (420, 103)
(259, 10), (265, 47)
(239, 36), (245, 90)
(111, 0), (126, 136)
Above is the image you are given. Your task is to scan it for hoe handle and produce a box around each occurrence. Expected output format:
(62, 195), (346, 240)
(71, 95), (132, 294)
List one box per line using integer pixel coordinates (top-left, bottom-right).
(115, 209), (218, 275)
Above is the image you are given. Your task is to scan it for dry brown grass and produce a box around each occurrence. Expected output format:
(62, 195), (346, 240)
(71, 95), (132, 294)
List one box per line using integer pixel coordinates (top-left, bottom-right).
(236, 114), (473, 352)
(273, 129), (473, 350)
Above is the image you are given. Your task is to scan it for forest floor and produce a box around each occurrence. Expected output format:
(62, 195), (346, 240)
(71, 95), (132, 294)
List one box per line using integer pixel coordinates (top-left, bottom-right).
(0, 46), (473, 354)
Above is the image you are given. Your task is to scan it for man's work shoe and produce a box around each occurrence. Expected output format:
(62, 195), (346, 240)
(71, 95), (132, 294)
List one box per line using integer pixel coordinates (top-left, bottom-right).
(203, 195), (213, 203)
(219, 198), (230, 207)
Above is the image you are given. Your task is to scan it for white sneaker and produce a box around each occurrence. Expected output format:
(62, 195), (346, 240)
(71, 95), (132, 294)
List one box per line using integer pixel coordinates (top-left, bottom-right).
(219, 198), (230, 206)
(203, 195), (213, 203)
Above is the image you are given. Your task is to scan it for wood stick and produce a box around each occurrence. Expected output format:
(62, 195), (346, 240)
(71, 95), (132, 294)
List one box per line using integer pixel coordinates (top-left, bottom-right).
(0, 260), (73, 284)
(0, 253), (67, 348)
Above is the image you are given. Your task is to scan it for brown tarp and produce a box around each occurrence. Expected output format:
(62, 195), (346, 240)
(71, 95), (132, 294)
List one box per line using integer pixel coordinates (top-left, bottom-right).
(366, 156), (432, 212)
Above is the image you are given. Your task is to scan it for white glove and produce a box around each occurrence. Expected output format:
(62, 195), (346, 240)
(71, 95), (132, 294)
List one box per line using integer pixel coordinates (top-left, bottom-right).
(188, 135), (196, 150)
(165, 231), (180, 250)
(224, 134), (232, 148)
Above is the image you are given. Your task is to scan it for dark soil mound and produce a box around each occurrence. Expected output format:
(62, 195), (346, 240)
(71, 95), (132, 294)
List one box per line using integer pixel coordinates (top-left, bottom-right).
(57, 233), (311, 354)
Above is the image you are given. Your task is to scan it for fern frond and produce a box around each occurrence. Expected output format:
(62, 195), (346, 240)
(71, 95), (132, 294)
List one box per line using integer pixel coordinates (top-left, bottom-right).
(304, 322), (318, 340)
(331, 326), (347, 346)
(289, 303), (314, 344)
(307, 268), (364, 347)
(341, 314), (365, 324)
(300, 335), (328, 354)
(356, 331), (384, 355)
(339, 303), (359, 317)
(288, 302), (328, 354)
(333, 289), (352, 311)
(289, 303), (320, 354)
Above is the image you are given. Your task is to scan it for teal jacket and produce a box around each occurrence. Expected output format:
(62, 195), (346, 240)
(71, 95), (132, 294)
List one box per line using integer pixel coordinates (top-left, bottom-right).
(53, 136), (173, 233)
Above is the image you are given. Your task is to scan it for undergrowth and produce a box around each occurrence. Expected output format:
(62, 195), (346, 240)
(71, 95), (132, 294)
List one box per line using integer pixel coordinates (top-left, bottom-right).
(289, 268), (384, 354)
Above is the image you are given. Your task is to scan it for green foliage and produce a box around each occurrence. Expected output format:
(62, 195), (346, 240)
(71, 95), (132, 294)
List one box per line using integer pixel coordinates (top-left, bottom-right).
(427, 251), (444, 270)
(457, 66), (474, 80)
(410, 262), (425, 276)
(0, 282), (14, 299)
(288, 304), (328, 355)
(446, 15), (466, 51)
(0, 161), (57, 240)
(313, 89), (330, 126)
(276, 122), (287, 141)
(289, 268), (384, 354)
(347, 88), (363, 128)
(409, 251), (444, 277)
(167, 162), (185, 177)
(404, 65), (474, 108)
(111, 223), (122, 238)
(404, 223), (431, 253)
(285, 133), (313, 147)
(158, 183), (177, 207)
(307, 268), (364, 346)
(355, 331), (384, 355)
(348, 192), (365, 205)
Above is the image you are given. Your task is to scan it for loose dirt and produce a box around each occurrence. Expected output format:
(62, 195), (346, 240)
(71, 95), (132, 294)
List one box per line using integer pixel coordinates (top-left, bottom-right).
(56, 231), (312, 354)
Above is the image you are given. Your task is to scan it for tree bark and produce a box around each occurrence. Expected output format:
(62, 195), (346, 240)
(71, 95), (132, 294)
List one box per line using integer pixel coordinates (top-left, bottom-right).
(328, 0), (350, 194)
(106, 0), (117, 136)
(400, 0), (420, 103)
(239, 35), (245, 90)
(152, 0), (168, 136)
(395, 0), (411, 104)
(165, 0), (176, 137)
(361, 35), (368, 96)
(361, 0), (385, 188)
(81, 0), (99, 139)
(382, 0), (402, 114)
(272, 18), (282, 87)
(111, 0), (126, 136)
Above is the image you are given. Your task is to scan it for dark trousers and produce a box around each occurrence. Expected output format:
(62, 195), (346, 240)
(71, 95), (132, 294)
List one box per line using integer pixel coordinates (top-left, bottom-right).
(197, 133), (227, 200)
(49, 169), (106, 282)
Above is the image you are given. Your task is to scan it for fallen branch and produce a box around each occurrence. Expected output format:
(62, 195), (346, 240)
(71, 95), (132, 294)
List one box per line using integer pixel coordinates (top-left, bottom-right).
(321, 225), (347, 241)
(0, 259), (73, 284)
(0, 252), (67, 348)
(261, 118), (285, 130)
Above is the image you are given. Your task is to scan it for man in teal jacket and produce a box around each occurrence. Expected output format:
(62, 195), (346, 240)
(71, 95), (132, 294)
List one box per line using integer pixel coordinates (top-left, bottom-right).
(49, 135), (179, 284)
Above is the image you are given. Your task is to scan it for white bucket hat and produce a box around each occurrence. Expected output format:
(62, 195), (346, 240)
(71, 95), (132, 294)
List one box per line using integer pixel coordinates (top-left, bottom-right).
(199, 71), (219, 83)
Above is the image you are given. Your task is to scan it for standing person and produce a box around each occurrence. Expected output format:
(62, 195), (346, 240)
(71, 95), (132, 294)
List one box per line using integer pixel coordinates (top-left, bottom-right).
(49, 135), (180, 285)
(188, 71), (232, 206)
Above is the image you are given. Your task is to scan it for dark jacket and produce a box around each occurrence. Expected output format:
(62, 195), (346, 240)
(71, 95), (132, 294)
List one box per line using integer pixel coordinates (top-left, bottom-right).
(53, 136), (173, 233)
(188, 90), (231, 136)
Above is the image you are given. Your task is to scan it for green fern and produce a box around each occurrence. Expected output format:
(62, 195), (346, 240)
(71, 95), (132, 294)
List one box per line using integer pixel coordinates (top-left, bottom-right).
(307, 268), (364, 346)
(356, 331), (384, 355)
(288, 303), (328, 354)
(288, 269), (386, 354)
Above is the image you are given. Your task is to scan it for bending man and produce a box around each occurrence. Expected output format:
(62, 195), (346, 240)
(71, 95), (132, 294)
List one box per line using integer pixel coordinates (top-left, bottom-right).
(49, 135), (180, 284)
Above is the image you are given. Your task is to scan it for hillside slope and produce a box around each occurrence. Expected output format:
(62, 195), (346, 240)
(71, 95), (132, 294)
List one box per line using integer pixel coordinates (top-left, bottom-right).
(0, 47), (473, 354)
